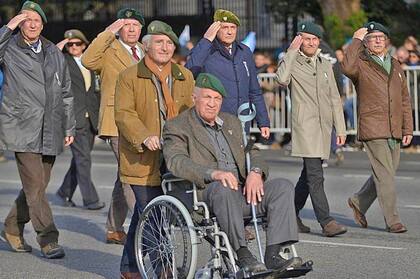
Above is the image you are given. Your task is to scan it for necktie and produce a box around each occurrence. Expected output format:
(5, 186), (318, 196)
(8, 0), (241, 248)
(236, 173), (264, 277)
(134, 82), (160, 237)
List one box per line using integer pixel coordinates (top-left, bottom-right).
(131, 46), (140, 61)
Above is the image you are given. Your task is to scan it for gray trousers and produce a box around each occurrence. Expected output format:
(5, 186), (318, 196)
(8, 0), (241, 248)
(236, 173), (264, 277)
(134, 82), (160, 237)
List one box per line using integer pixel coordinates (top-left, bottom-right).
(105, 136), (136, 232)
(58, 123), (99, 206)
(4, 153), (58, 247)
(202, 178), (298, 251)
(352, 139), (401, 226)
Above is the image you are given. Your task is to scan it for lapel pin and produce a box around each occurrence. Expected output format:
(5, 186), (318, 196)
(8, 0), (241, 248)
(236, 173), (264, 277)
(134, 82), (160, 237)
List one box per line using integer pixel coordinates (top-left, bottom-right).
(228, 129), (233, 135)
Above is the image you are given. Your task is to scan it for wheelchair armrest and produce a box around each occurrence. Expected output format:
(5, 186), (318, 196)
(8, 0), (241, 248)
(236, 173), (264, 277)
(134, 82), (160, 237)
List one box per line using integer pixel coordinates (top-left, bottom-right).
(162, 172), (180, 181)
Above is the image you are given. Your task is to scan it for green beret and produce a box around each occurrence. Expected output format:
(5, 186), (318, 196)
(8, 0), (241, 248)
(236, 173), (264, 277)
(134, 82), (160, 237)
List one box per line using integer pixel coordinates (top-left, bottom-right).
(297, 21), (323, 38)
(21, 1), (47, 24)
(64, 29), (89, 45)
(117, 8), (145, 26)
(214, 9), (240, 26)
(147, 20), (179, 46)
(364, 21), (390, 37)
(195, 73), (227, 98)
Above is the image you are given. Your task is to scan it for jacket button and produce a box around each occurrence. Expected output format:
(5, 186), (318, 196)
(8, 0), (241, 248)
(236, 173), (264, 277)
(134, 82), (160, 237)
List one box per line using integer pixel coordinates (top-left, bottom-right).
(313, 73), (316, 76)
(155, 99), (157, 102)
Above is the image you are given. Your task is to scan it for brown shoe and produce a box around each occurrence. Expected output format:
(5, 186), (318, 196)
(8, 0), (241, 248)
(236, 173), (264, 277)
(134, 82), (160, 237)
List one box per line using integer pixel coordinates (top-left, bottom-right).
(387, 223), (407, 233)
(120, 272), (142, 279)
(322, 220), (347, 237)
(348, 197), (368, 228)
(0, 230), (32, 252)
(106, 231), (126, 245)
(296, 217), (310, 233)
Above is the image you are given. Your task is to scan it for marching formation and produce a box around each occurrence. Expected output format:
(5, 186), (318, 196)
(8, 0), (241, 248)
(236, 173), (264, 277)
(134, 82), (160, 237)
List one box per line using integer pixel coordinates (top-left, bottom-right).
(0, 1), (414, 279)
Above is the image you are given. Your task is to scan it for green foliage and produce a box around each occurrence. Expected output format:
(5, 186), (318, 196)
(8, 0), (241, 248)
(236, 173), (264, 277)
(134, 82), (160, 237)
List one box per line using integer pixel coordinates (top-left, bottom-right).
(324, 10), (367, 49)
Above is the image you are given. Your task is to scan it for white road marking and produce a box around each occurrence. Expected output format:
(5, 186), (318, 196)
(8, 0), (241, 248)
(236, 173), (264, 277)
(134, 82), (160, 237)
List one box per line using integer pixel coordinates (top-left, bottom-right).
(403, 205), (420, 209)
(342, 174), (414, 180)
(96, 185), (114, 189)
(92, 162), (117, 168)
(300, 240), (404, 250)
(0, 178), (21, 184)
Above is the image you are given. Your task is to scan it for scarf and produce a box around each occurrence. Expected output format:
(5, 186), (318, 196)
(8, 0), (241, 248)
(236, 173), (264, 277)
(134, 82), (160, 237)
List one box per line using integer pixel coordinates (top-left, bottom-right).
(144, 55), (178, 120)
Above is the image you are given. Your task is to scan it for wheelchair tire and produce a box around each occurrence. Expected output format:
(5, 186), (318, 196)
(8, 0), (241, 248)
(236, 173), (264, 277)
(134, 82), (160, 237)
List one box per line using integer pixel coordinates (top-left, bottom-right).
(135, 195), (198, 279)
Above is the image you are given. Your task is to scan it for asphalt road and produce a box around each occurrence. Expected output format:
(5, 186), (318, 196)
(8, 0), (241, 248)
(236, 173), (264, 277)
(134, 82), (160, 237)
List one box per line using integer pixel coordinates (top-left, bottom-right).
(0, 143), (419, 279)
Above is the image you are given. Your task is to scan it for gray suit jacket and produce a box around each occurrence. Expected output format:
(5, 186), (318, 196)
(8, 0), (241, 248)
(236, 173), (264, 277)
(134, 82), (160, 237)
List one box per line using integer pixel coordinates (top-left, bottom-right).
(163, 108), (268, 189)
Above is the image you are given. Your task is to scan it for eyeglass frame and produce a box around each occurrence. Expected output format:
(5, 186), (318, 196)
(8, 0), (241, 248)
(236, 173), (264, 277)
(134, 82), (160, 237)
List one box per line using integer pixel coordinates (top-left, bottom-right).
(365, 34), (388, 42)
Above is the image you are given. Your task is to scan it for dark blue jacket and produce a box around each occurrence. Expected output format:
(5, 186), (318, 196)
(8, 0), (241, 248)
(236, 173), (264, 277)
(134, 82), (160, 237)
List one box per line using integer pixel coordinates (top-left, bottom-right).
(186, 38), (270, 128)
(0, 69), (3, 103)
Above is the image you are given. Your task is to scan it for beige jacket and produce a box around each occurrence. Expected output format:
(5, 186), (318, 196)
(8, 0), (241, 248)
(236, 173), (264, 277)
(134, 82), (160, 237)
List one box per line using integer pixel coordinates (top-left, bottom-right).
(82, 30), (144, 137)
(276, 48), (346, 159)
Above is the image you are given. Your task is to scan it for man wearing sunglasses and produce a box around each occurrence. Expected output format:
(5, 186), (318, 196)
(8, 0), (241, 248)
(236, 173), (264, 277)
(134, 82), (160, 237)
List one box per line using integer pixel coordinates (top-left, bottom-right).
(55, 30), (105, 211)
(82, 8), (144, 246)
(342, 22), (413, 233)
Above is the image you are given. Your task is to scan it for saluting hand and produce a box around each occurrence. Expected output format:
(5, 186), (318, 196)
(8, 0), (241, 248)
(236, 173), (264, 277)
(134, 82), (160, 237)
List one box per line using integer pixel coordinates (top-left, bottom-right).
(353, 27), (368, 41)
(106, 19), (126, 35)
(6, 13), (28, 31)
(56, 38), (69, 51)
(289, 34), (303, 51)
(204, 21), (222, 42)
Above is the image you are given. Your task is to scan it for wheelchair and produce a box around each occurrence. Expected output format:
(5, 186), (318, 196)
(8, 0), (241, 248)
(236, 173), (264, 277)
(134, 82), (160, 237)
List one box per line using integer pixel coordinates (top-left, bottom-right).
(134, 173), (313, 279)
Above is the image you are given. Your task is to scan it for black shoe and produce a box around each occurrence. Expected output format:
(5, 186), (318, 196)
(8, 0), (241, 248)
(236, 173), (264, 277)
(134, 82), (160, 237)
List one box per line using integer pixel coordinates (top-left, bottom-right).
(41, 242), (65, 259)
(85, 201), (105, 210)
(297, 217), (310, 233)
(237, 248), (267, 273)
(265, 255), (303, 272)
(56, 192), (76, 207)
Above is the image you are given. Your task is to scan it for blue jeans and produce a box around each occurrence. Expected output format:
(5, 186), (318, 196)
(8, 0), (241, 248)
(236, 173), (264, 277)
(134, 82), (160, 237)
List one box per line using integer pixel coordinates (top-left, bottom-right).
(120, 185), (163, 273)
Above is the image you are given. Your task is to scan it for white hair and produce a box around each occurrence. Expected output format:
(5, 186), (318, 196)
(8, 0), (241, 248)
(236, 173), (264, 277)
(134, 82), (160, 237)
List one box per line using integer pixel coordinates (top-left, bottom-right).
(142, 34), (152, 51)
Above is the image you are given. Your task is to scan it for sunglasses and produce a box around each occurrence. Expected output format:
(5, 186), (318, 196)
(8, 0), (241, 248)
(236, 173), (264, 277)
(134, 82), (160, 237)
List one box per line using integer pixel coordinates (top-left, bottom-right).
(66, 42), (84, 47)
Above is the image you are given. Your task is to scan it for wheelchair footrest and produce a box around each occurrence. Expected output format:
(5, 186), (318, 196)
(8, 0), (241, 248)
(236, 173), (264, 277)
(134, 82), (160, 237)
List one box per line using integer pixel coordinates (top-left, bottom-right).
(236, 261), (313, 279)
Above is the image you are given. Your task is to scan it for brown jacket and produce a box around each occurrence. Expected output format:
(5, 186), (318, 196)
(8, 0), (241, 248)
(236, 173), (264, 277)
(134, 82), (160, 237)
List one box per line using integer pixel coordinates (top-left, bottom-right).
(163, 108), (268, 190)
(341, 39), (413, 141)
(82, 30), (144, 137)
(115, 60), (194, 186)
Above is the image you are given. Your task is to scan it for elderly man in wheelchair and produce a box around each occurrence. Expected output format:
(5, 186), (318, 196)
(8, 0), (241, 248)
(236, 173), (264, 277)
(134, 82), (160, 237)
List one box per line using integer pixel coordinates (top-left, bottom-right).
(135, 73), (311, 278)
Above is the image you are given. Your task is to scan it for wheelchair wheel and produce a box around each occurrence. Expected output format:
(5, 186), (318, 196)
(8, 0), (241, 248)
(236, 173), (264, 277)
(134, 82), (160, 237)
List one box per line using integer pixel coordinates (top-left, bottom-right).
(135, 195), (197, 279)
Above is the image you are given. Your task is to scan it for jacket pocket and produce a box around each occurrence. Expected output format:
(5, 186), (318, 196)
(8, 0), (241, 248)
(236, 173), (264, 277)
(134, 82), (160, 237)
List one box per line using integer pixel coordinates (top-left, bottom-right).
(359, 105), (382, 116)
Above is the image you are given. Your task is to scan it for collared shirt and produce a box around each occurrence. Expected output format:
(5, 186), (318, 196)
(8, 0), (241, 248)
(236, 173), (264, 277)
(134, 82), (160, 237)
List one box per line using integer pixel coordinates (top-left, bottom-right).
(298, 48), (321, 68)
(118, 39), (142, 61)
(73, 55), (92, 92)
(193, 110), (240, 182)
(370, 52), (391, 74)
(29, 39), (42, 54)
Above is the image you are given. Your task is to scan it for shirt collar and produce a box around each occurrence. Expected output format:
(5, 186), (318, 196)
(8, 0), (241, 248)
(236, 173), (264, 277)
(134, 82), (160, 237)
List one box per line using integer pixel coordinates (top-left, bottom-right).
(193, 109), (224, 130)
(119, 39), (140, 53)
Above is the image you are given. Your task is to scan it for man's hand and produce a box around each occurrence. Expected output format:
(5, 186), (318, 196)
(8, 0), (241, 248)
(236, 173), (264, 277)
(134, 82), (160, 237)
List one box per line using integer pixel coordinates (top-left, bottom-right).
(402, 135), (413, 146)
(243, 171), (264, 205)
(288, 35), (303, 51)
(6, 13), (28, 31)
(203, 21), (222, 42)
(211, 170), (239, 190)
(105, 19), (125, 34)
(353, 27), (368, 41)
(260, 127), (270, 139)
(56, 38), (69, 51)
(143, 136), (161, 151)
(336, 135), (346, 146)
(64, 136), (74, 146)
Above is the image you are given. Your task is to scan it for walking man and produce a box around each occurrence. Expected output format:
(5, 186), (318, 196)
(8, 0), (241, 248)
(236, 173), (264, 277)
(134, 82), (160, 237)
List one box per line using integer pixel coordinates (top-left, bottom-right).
(115, 20), (194, 278)
(342, 22), (413, 233)
(0, 1), (74, 258)
(276, 21), (347, 236)
(82, 8), (144, 244)
(56, 29), (105, 210)
(185, 9), (270, 137)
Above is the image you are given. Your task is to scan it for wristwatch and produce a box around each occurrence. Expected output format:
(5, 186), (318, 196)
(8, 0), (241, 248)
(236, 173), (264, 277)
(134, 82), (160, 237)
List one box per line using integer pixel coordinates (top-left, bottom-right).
(250, 167), (263, 175)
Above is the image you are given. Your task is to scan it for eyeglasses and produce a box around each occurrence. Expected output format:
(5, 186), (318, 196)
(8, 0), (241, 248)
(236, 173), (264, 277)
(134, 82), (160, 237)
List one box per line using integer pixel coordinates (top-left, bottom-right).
(366, 35), (387, 42)
(66, 42), (84, 47)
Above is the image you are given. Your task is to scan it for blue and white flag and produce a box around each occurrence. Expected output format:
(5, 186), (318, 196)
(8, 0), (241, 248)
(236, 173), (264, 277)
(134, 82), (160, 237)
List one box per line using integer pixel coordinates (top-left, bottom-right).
(242, 32), (256, 52)
(179, 25), (191, 47)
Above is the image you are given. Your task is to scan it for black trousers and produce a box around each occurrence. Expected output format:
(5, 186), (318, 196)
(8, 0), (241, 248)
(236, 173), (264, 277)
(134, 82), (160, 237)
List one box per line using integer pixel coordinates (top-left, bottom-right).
(58, 122), (99, 206)
(295, 158), (334, 226)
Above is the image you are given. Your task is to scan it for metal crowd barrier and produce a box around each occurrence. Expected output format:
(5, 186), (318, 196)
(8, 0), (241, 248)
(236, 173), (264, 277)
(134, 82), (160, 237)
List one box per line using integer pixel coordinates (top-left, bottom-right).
(253, 65), (420, 136)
